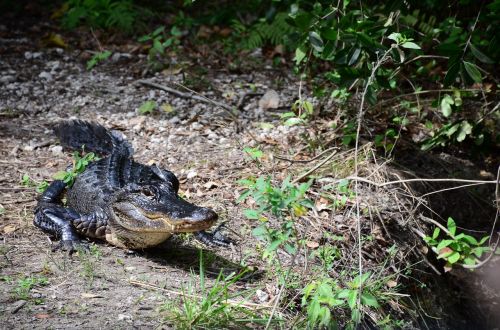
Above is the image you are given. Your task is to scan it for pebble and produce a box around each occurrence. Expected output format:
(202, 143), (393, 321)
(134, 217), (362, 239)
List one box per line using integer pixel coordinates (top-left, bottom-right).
(118, 313), (132, 321)
(255, 289), (269, 303)
(186, 170), (197, 179)
(0, 75), (15, 84)
(38, 71), (53, 81)
(169, 116), (180, 124)
(51, 145), (63, 156)
(24, 51), (43, 59)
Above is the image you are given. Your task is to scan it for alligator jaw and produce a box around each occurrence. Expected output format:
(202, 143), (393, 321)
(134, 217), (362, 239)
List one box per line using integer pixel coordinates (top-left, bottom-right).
(112, 202), (217, 233)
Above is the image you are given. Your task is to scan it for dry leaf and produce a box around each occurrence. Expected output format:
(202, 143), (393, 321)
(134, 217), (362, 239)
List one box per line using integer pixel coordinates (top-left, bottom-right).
(3, 225), (17, 234)
(42, 33), (67, 48)
(203, 181), (219, 189)
(306, 241), (320, 249)
(386, 280), (398, 288)
(34, 313), (51, 319)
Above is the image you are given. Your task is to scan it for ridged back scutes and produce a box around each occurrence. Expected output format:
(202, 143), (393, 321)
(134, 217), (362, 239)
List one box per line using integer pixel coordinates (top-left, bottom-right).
(54, 120), (134, 189)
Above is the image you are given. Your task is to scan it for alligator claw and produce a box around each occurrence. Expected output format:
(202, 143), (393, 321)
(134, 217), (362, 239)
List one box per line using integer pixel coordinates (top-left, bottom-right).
(52, 240), (89, 255)
(194, 223), (234, 248)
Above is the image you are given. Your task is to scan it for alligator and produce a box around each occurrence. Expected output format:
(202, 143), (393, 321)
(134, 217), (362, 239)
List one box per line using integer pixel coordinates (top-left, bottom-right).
(34, 120), (230, 252)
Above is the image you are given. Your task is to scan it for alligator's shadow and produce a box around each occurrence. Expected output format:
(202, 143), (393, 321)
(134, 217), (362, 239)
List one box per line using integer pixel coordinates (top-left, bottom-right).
(138, 241), (263, 281)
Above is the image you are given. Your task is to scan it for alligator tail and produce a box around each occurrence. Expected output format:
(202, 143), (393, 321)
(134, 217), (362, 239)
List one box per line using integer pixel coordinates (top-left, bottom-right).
(54, 120), (132, 156)
(54, 120), (133, 187)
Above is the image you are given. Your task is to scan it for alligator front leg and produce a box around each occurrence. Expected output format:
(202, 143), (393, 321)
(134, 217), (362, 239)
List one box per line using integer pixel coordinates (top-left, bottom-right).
(194, 223), (233, 248)
(34, 180), (87, 253)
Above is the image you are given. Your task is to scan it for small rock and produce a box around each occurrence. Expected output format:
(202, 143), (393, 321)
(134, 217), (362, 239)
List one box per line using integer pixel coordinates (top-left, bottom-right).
(24, 51), (32, 59)
(255, 289), (269, 303)
(0, 75), (15, 84)
(38, 71), (52, 81)
(186, 170), (197, 179)
(258, 89), (280, 110)
(11, 300), (26, 314)
(31, 52), (43, 59)
(169, 116), (180, 124)
(51, 145), (63, 156)
(48, 60), (60, 71)
(118, 313), (132, 321)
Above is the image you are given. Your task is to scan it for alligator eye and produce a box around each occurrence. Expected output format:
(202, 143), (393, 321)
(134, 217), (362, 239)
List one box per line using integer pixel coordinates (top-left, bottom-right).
(142, 187), (154, 197)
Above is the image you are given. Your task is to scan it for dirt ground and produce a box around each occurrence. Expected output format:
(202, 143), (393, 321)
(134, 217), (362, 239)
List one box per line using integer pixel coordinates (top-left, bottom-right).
(2, 9), (500, 330)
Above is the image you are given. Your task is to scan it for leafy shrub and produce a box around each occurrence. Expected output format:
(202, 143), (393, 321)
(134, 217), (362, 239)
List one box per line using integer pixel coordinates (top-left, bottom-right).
(61, 0), (142, 33)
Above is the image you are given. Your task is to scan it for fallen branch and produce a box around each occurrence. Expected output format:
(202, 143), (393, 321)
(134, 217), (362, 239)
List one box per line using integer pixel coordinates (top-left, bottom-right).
(292, 149), (338, 184)
(324, 176), (497, 187)
(136, 79), (236, 117)
(275, 146), (339, 163)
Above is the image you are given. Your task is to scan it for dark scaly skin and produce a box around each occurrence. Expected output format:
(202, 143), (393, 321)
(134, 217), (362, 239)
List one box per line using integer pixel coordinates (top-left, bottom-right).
(34, 120), (231, 252)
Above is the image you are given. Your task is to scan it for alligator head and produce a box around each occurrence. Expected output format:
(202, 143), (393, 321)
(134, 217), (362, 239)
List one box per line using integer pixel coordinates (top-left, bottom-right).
(104, 166), (218, 248)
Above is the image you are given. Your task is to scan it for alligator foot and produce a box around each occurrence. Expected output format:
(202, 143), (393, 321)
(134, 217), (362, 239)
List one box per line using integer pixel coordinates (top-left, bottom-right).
(194, 223), (233, 248)
(52, 239), (89, 255)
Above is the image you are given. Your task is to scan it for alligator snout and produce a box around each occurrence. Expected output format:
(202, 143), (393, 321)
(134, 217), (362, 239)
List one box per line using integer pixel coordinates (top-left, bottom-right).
(189, 207), (218, 223)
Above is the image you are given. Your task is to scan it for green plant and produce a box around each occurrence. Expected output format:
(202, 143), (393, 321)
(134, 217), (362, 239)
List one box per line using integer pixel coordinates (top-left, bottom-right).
(231, 12), (294, 50)
(161, 250), (268, 329)
(424, 217), (490, 269)
(374, 128), (398, 155)
(314, 244), (340, 272)
(138, 26), (182, 70)
(53, 150), (99, 187)
(238, 176), (313, 261)
(77, 244), (101, 285)
(86, 50), (112, 70)
(13, 275), (49, 301)
(302, 271), (382, 329)
(281, 99), (314, 126)
(61, 0), (142, 33)
(20, 174), (49, 193)
(137, 100), (157, 115)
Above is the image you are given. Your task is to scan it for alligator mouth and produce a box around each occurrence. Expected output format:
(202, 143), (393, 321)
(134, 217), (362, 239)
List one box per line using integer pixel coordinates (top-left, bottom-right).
(113, 202), (217, 233)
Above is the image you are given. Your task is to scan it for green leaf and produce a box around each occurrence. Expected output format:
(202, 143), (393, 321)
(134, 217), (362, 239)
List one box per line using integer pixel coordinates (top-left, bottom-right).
(463, 256), (477, 265)
(361, 292), (379, 307)
(251, 225), (267, 237)
(138, 101), (157, 115)
(440, 94), (454, 117)
(456, 121), (472, 142)
(401, 41), (421, 49)
(463, 61), (482, 83)
(387, 32), (401, 42)
(469, 44), (494, 64)
(294, 47), (306, 65)
(244, 209), (260, 219)
(53, 171), (68, 180)
(437, 239), (454, 251)
(347, 289), (357, 309)
(302, 101), (314, 115)
(309, 31), (324, 52)
(284, 117), (303, 126)
(447, 251), (461, 264)
(447, 217), (456, 236)
(478, 236), (490, 245)
(243, 147), (263, 160)
(444, 61), (460, 86)
(351, 308), (361, 323)
(432, 227), (440, 239)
